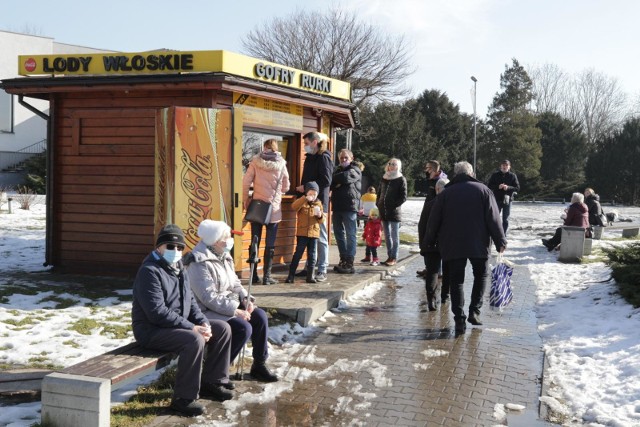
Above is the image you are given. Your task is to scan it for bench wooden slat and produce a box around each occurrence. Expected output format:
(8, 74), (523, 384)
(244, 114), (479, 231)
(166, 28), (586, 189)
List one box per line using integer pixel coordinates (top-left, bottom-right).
(60, 343), (175, 385)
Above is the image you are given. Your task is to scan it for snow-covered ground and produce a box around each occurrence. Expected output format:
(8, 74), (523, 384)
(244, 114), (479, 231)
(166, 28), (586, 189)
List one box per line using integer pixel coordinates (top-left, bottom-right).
(2, 196), (640, 426)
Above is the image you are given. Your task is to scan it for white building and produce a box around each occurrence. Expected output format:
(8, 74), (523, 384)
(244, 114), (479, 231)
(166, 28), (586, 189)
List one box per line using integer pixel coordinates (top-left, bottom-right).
(0, 30), (110, 173)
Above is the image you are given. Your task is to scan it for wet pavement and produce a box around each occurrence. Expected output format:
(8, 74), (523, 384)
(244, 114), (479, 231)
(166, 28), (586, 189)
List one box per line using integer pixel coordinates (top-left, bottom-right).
(146, 246), (553, 426)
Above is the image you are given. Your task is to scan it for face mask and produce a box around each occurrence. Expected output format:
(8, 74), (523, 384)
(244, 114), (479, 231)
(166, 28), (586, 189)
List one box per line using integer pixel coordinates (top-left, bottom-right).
(306, 195), (316, 202)
(304, 145), (314, 154)
(340, 161), (350, 168)
(162, 249), (182, 264)
(223, 238), (234, 252)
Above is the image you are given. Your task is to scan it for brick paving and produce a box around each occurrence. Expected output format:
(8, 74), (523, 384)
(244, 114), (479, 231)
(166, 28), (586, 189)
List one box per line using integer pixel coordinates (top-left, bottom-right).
(146, 247), (552, 426)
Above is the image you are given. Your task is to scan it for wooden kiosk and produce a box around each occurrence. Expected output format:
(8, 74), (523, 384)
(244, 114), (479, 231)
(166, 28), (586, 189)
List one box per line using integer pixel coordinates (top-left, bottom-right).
(1, 50), (355, 277)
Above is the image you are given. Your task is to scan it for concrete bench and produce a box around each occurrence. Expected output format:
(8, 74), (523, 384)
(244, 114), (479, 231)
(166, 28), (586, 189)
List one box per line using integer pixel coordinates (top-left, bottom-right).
(559, 226), (591, 263)
(41, 342), (175, 427)
(606, 224), (640, 238)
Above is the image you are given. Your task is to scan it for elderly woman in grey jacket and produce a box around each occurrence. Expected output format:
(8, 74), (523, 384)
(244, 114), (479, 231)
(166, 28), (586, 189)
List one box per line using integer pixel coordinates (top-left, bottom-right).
(184, 219), (278, 383)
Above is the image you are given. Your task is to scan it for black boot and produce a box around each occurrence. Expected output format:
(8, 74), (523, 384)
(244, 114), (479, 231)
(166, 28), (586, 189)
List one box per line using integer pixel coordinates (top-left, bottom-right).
(333, 255), (345, 272)
(262, 247), (278, 285)
(251, 264), (260, 283)
(337, 256), (355, 274)
(306, 262), (317, 283)
(250, 361), (278, 382)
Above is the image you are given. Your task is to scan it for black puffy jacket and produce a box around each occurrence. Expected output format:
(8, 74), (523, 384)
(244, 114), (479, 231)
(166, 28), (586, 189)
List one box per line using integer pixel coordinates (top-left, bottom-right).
(377, 175), (407, 222)
(330, 163), (362, 212)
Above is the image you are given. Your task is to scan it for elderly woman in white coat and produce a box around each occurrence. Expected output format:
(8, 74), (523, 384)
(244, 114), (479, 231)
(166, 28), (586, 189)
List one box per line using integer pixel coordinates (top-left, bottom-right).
(184, 219), (278, 383)
(242, 139), (290, 285)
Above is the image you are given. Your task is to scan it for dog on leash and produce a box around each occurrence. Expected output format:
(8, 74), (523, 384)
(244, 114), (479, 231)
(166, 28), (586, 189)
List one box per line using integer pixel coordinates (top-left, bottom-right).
(605, 211), (619, 226)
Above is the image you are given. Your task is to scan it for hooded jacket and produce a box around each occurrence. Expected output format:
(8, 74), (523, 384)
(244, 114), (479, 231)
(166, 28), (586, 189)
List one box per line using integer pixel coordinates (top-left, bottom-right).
(243, 152), (290, 223)
(184, 241), (250, 321)
(585, 193), (605, 226)
(132, 251), (209, 347)
(292, 196), (325, 238)
(330, 162), (362, 212)
(426, 173), (507, 261)
(377, 175), (407, 222)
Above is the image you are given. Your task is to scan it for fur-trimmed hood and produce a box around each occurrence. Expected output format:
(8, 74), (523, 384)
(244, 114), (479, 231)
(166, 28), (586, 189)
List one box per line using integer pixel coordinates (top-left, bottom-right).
(252, 153), (286, 172)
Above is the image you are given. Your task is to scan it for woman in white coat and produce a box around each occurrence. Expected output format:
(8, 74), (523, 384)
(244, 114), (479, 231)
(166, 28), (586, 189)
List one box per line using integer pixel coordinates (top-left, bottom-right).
(184, 220), (278, 383)
(242, 139), (290, 285)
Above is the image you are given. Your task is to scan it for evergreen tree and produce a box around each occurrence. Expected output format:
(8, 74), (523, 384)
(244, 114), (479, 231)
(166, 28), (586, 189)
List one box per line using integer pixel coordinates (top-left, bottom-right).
(537, 112), (588, 190)
(586, 118), (640, 204)
(482, 59), (542, 183)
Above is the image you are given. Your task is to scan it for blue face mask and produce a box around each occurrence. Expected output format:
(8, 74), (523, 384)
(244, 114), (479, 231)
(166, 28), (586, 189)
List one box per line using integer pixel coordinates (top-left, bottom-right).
(223, 238), (234, 252)
(162, 249), (182, 264)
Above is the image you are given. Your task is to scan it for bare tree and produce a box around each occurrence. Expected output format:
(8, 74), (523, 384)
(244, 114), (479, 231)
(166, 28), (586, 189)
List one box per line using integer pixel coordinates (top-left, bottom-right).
(242, 7), (414, 106)
(528, 63), (570, 113)
(573, 69), (628, 145)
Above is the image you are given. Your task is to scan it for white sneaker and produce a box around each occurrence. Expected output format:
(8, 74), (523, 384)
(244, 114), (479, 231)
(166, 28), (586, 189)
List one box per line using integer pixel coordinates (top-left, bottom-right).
(370, 261), (379, 266)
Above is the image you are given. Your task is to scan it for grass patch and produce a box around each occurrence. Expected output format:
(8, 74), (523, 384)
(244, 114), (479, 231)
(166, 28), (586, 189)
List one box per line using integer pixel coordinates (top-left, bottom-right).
(101, 324), (132, 340)
(62, 340), (81, 349)
(69, 318), (101, 335)
(2, 317), (35, 327)
(38, 295), (80, 309)
(111, 367), (176, 427)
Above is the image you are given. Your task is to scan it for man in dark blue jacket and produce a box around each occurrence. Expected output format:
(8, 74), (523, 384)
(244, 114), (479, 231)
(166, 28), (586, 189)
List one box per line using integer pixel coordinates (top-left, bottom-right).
(295, 132), (333, 282)
(426, 162), (507, 336)
(132, 224), (233, 416)
(487, 160), (520, 235)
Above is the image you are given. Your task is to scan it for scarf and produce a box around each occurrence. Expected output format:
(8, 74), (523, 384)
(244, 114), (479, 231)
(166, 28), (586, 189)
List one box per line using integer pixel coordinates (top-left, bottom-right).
(260, 150), (282, 162)
(383, 170), (402, 180)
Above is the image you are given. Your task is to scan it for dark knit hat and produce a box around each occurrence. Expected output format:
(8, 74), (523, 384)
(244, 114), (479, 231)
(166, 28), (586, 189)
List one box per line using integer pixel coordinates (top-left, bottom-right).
(304, 181), (319, 194)
(155, 224), (186, 248)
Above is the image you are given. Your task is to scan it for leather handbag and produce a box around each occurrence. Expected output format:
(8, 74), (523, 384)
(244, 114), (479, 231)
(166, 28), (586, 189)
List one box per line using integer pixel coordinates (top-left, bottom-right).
(244, 198), (273, 225)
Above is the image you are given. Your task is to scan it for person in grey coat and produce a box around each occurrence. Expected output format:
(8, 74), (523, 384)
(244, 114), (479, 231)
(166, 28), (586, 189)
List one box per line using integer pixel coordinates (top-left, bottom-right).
(132, 224), (233, 416)
(185, 219), (278, 383)
(426, 161), (507, 336)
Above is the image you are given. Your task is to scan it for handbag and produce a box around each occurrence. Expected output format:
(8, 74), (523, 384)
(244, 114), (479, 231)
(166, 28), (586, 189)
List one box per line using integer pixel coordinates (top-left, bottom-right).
(489, 254), (514, 310)
(244, 166), (284, 225)
(244, 199), (273, 225)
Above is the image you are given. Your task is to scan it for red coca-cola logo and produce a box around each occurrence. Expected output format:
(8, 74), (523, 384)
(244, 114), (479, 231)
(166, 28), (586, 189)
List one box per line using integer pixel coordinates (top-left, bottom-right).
(24, 58), (37, 72)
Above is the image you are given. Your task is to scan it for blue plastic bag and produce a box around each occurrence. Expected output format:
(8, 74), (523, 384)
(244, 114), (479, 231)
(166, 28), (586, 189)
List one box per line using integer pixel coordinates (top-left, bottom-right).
(490, 254), (513, 310)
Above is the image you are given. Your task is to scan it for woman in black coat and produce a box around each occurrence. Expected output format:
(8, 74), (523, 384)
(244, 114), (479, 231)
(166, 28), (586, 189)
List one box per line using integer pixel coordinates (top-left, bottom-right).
(376, 158), (407, 266)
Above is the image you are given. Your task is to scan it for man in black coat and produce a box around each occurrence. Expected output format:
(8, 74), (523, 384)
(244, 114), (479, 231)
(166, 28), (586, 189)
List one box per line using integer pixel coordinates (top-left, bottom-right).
(295, 132), (333, 282)
(426, 161), (507, 336)
(132, 224), (233, 416)
(417, 160), (447, 277)
(487, 160), (520, 235)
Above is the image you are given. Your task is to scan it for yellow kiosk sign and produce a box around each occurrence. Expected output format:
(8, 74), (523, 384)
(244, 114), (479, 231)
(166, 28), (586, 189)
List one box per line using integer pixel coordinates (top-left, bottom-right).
(18, 50), (351, 101)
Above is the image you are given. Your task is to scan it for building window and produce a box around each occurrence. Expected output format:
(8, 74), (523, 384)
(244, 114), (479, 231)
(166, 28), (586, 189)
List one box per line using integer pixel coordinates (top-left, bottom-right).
(0, 91), (13, 133)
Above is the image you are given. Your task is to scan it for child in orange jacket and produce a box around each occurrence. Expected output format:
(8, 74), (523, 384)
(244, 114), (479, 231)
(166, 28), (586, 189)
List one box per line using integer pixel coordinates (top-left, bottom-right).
(361, 207), (382, 265)
(286, 181), (325, 284)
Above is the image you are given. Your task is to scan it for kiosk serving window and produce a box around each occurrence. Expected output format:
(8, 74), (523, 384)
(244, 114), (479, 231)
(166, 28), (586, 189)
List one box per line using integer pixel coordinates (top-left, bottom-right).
(242, 130), (292, 173)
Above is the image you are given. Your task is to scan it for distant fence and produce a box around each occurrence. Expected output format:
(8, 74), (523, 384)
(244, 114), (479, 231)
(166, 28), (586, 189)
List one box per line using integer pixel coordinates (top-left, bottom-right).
(0, 139), (46, 171)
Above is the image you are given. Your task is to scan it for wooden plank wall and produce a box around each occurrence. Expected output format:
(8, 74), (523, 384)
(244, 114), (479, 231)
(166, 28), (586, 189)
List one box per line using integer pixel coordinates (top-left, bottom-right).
(53, 89), (211, 275)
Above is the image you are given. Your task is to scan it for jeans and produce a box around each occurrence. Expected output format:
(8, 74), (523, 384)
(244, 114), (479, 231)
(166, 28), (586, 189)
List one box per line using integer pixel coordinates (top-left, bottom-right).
(307, 222), (328, 273)
(250, 221), (279, 248)
(382, 220), (400, 259)
(500, 202), (511, 235)
(445, 258), (489, 322)
(332, 211), (357, 258)
(294, 236), (318, 272)
(365, 246), (378, 258)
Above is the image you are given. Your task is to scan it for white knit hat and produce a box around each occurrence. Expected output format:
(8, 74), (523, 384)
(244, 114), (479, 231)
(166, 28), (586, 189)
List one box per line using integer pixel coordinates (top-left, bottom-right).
(197, 220), (230, 246)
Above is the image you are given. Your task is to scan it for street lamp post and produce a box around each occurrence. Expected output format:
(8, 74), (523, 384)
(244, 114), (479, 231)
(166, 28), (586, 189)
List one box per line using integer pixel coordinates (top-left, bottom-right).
(470, 76), (477, 174)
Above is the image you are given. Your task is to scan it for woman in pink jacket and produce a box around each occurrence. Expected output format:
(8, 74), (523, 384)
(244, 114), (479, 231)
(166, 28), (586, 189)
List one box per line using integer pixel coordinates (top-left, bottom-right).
(243, 139), (290, 285)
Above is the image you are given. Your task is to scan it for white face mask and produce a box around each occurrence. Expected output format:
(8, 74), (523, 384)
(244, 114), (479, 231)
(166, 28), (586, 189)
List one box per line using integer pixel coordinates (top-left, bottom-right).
(304, 145), (315, 154)
(306, 195), (316, 202)
(223, 237), (234, 252)
(162, 249), (182, 264)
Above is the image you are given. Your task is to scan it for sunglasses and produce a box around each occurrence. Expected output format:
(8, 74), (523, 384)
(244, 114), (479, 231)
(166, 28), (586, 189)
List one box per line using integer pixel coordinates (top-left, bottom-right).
(166, 244), (185, 251)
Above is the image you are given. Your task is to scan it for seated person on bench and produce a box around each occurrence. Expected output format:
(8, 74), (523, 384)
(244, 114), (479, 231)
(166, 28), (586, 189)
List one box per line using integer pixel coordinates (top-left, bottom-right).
(132, 224), (234, 417)
(542, 193), (591, 252)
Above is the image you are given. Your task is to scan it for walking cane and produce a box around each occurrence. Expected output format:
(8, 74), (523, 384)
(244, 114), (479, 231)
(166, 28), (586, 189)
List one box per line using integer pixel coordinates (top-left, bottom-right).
(235, 235), (260, 380)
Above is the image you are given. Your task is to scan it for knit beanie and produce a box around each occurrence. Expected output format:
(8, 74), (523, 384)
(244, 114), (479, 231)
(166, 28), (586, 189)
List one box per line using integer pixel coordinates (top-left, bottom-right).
(304, 181), (319, 194)
(197, 219), (230, 246)
(155, 224), (186, 248)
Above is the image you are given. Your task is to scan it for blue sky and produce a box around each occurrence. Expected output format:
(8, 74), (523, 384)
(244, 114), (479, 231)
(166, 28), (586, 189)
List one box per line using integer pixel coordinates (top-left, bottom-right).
(2, 0), (639, 117)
